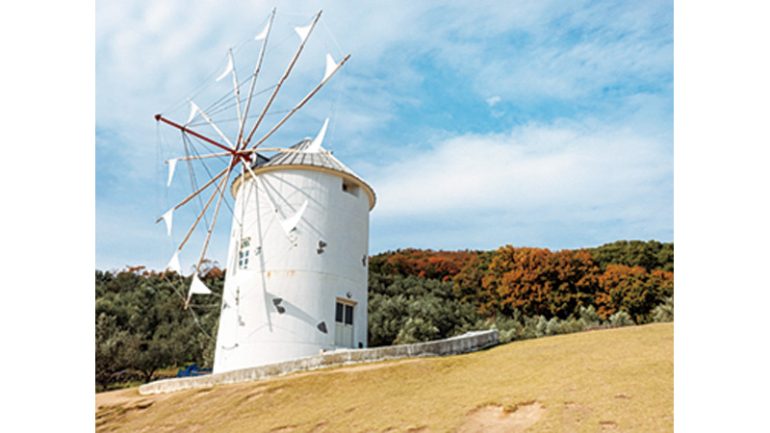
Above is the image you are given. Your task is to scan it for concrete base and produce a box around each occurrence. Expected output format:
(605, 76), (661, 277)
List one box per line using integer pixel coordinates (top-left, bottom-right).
(139, 330), (499, 395)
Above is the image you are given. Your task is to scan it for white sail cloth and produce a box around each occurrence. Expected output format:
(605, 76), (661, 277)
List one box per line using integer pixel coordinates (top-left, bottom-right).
(305, 118), (329, 153)
(215, 55), (234, 82)
(166, 250), (181, 274)
(161, 209), (174, 236)
(186, 100), (200, 124)
(294, 22), (312, 43)
(255, 20), (271, 41)
(323, 54), (341, 83)
(279, 200), (309, 235)
(189, 274), (213, 296)
(166, 158), (178, 187)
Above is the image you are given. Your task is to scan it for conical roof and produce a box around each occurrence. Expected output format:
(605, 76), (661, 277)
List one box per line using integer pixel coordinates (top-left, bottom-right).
(232, 139), (376, 209)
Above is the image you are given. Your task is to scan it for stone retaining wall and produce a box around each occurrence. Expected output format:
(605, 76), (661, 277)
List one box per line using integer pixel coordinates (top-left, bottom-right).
(139, 330), (499, 395)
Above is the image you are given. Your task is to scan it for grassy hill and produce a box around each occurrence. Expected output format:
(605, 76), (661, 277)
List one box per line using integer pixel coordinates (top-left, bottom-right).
(96, 323), (672, 433)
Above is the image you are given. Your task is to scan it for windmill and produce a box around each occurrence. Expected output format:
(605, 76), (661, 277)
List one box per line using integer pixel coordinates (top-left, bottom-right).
(155, 9), (376, 373)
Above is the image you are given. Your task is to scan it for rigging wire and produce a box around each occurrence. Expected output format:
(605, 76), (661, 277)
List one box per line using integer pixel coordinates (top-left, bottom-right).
(161, 272), (219, 340)
(182, 132), (212, 231)
(161, 30), (259, 116)
(184, 133), (240, 226)
(188, 109), (292, 128)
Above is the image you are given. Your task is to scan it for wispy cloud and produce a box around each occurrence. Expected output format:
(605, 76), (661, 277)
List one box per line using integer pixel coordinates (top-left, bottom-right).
(369, 118), (671, 218)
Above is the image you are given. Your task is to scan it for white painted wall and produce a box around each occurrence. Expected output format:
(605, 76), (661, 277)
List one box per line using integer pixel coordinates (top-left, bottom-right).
(213, 168), (371, 373)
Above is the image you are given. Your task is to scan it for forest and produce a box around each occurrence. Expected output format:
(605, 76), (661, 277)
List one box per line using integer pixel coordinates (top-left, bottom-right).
(95, 240), (673, 390)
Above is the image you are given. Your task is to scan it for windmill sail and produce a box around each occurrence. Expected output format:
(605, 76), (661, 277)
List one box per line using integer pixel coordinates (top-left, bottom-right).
(166, 158), (178, 187)
(323, 53), (340, 82)
(305, 118), (329, 153)
(186, 101), (200, 124)
(279, 200), (309, 235)
(161, 209), (174, 236)
(215, 55), (234, 82)
(189, 274), (213, 296)
(294, 22), (312, 43)
(166, 251), (182, 274)
(255, 20), (271, 41)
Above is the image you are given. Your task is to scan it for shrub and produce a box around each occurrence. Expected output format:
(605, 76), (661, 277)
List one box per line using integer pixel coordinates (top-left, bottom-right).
(609, 311), (635, 327)
(652, 297), (674, 322)
(577, 305), (602, 329)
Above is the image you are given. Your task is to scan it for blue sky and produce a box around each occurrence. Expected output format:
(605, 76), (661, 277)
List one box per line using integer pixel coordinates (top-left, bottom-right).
(96, 0), (672, 271)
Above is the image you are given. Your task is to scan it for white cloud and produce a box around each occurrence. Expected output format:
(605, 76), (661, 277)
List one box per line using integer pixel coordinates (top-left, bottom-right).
(369, 120), (671, 222)
(485, 95), (502, 107)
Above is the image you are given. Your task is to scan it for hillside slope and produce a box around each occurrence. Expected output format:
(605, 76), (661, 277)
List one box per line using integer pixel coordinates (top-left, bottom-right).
(96, 323), (673, 433)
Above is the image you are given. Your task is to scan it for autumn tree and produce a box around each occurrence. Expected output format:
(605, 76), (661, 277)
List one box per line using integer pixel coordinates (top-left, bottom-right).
(544, 249), (600, 318)
(595, 264), (673, 322)
(453, 251), (494, 306)
(481, 246), (554, 317)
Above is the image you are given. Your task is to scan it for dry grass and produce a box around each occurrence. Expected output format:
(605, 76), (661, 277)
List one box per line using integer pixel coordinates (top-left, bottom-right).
(96, 323), (672, 433)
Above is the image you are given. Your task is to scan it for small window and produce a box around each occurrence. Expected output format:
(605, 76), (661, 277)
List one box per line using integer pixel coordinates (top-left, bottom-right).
(335, 302), (344, 322)
(342, 180), (359, 197)
(335, 302), (354, 325)
(238, 237), (251, 270)
(238, 250), (249, 269)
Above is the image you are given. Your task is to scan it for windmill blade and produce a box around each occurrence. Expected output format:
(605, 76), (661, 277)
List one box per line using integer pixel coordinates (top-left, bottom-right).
(170, 148), (291, 163)
(156, 114), (234, 153)
(279, 200), (309, 235)
(237, 7), (277, 150)
(305, 118), (329, 153)
(172, 150), (239, 162)
(166, 158), (178, 186)
(249, 54), (351, 151)
(215, 55), (234, 82)
(242, 10), (323, 149)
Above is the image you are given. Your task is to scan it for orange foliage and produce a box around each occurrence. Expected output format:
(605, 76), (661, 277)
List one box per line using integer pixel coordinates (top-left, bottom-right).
(374, 244), (672, 321)
(476, 247), (598, 318)
(377, 249), (478, 281)
(595, 264), (672, 321)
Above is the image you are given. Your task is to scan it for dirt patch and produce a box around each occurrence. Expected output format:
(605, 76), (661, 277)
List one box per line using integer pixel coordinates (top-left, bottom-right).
(600, 420), (619, 431)
(561, 401), (591, 429)
(456, 401), (545, 433)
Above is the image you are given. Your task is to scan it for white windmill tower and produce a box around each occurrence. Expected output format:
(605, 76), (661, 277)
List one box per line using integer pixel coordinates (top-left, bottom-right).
(154, 9), (375, 373)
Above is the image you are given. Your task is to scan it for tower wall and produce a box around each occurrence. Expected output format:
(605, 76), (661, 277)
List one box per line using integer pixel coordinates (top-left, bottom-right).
(213, 167), (371, 373)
